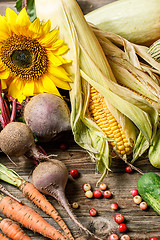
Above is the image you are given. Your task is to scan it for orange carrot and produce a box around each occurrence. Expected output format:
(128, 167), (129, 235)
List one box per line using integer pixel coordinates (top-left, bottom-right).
(0, 232), (10, 240)
(0, 218), (32, 240)
(0, 195), (68, 240)
(20, 181), (74, 240)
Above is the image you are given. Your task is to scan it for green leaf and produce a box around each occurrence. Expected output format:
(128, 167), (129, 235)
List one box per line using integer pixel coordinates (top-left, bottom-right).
(15, 0), (22, 12)
(15, 0), (36, 22)
(0, 163), (22, 187)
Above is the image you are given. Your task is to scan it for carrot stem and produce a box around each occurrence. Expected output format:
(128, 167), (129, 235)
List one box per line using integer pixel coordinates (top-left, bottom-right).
(0, 184), (22, 204)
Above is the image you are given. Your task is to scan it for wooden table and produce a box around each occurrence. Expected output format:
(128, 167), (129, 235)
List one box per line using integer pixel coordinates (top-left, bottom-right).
(0, 1), (160, 240)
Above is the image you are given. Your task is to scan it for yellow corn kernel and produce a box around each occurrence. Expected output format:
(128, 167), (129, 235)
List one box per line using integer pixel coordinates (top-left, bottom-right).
(89, 86), (133, 155)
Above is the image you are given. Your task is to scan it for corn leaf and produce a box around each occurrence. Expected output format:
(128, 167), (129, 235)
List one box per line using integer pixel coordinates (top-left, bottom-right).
(85, 0), (160, 46)
(35, 0), (158, 177)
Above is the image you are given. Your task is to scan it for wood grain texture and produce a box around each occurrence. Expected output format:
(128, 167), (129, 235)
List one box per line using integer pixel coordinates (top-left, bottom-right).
(0, 1), (159, 240)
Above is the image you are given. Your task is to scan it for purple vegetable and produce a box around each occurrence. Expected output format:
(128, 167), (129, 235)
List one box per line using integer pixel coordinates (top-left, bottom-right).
(23, 93), (71, 142)
(32, 160), (103, 240)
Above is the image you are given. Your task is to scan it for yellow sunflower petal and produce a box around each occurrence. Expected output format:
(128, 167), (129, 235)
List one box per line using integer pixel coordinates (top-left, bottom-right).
(48, 73), (71, 90)
(39, 29), (59, 47)
(48, 63), (72, 82)
(16, 93), (26, 103)
(34, 80), (45, 94)
(42, 74), (61, 96)
(22, 80), (35, 96)
(54, 44), (69, 55)
(0, 70), (10, 79)
(55, 55), (72, 65)
(5, 8), (17, 25)
(1, 79), (7, 89)
(0, 15), (10, 40)
(48, 39), (64, 51)
(41, 20), (51, 35)
(8, 78), (22, 99)
(29, 18), (41, 35)
(47, 51), (64, 66)
(16, 8), (31, 27)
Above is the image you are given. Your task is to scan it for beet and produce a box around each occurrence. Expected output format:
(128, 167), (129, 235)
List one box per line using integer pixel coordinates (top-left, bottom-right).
(0, 122), (48, 161)
(32, 160), (103, 240)
(23, 93), (71, 142)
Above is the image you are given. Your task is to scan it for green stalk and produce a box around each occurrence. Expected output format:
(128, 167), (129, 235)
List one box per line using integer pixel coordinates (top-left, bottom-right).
(0, 163), (22, 187)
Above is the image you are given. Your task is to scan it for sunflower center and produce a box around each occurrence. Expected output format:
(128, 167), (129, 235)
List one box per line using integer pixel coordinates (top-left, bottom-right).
(0, 35), (48, 81)
(11, 50), (32, 68)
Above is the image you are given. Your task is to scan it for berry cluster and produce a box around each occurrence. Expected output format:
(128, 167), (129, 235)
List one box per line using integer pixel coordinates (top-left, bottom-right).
(131, 189), (148, 210)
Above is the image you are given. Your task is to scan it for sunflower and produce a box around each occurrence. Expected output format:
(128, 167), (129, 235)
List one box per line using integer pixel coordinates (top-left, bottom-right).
(0, 8), (72, 103)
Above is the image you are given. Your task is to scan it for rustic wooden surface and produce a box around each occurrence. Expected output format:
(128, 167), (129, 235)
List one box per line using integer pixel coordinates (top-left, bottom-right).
(0, 1), (160, 240)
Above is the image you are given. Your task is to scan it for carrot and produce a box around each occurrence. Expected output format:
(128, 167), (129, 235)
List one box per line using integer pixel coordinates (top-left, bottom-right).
(0, 232), (10, 240)
(0, 164), (74, 240)
(0, 195), (68, 240)
(0, 218), (32, 240)
(20, 181), (74, 240)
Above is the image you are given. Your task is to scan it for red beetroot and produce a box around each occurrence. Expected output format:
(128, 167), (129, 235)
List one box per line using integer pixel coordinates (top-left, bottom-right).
(32, 160), (102, 240)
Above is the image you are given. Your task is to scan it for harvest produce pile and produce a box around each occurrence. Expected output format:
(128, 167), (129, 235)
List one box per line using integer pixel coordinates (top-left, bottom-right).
(0, 0), (160, 239)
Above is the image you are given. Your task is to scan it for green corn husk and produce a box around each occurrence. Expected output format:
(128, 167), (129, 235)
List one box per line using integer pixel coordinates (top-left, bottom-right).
(148, 127), (160, 168)
(85, 0), (160, 46)
(35, 0), (158, 179)
(91, 27), (160, 110)
(90, 27), (160, 162)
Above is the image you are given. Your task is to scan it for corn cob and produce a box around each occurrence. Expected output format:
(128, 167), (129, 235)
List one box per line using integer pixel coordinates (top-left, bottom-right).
(89, 86), (133, 155)
(35, 0), (158, 178)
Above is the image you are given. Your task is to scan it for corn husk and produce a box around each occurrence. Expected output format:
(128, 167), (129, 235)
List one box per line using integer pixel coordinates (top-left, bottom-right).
(35, 0), (158, 178)
(148, 39), (160, 63)
(85, 0), (160, 46)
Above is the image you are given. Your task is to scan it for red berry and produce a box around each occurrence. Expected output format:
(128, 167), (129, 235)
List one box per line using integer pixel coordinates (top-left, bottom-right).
(89, 208), (97, 216)
(140, 201), (148, 210)
(120, 235), (130, 240)
(99, 183), (107, 191)
(111, 202), (119, 210)
(125, 166), (132, 173)
(59, 143), (68, 151)
(70, 169), (79, 178)
(131, 189), (139, 197)
(103, 190), (112, 198)
(110, 234), (119, 240)
(118, 223), (127, 233)
(150, 237), (158, 240)
(82, 183), (91, 192)
(93, 190), (102, 198)
(114, 213), (125, 224)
